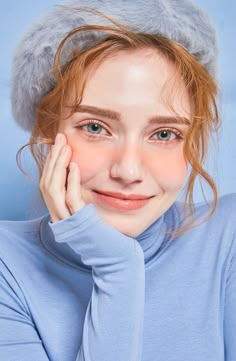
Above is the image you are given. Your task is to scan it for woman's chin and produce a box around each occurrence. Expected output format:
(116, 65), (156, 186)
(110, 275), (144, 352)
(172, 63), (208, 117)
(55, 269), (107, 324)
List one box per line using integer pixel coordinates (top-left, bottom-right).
(94, 207), (147, 237)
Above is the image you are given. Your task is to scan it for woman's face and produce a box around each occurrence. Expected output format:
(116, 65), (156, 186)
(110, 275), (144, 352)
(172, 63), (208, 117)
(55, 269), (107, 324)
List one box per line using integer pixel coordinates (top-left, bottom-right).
(59, 48), (191, 237)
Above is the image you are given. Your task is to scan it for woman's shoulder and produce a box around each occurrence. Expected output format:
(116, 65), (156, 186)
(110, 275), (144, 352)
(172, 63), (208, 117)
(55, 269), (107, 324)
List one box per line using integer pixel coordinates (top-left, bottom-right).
(173, 192), (236, 247)
(0, 216), (44, 240)
(171, 193), (236, 269)
(0, 215), (47, 265)
(214, 192), (236, 212)
(175, 192), (236, 223)
(198, 192), (236, 232)
(198, 192), (236, 214)
(199, 192), (236, 221)
(174, 193), (236, 255)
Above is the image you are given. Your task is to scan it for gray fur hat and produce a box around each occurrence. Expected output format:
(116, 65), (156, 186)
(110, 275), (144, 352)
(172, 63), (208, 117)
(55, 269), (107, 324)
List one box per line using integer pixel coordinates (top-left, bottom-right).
(11, 0), (218, 131)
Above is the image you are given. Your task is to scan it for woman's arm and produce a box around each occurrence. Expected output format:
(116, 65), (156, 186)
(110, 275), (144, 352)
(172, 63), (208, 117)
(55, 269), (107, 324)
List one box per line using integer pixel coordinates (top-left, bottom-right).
(0, 258), (50, 360)
(50, 204), (145, 360)
(0, 205), (145, 361)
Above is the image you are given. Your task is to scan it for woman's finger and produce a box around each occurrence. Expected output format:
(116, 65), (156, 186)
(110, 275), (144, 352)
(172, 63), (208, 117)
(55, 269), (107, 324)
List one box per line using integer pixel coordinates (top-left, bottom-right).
(44, 145), (72, 222)
(66, 162), (86, 214)
(49, 144), (72, 192)
(40, 133), (72, 222)
(41, 133), (66, 188)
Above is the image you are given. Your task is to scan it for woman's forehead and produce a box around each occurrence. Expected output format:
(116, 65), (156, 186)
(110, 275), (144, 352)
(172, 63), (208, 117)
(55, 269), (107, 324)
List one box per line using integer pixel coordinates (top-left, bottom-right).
(78, 49), (192, 118)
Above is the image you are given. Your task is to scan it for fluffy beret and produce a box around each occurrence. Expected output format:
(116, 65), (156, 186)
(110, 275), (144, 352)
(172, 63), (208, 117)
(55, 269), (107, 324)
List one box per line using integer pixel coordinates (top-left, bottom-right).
(11, 0), (218, 131)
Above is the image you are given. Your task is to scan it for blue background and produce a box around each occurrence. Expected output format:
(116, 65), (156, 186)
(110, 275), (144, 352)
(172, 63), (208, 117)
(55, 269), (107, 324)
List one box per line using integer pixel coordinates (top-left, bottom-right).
(0, 0), (235, 220)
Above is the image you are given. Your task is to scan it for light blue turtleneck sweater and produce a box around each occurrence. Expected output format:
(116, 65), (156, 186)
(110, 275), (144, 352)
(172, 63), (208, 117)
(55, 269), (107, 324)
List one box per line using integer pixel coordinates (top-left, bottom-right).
(0, 193), (236, 361)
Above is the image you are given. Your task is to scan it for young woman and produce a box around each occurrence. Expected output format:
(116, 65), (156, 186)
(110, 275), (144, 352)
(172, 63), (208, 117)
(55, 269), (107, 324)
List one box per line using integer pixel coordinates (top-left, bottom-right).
(1, 0), (235, 360)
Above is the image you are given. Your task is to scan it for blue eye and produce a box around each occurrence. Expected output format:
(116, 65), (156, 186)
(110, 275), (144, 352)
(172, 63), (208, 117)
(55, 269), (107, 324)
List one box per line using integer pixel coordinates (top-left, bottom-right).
(86, 122), (103, 134)
(76, 120), (184, 144)
(158, 130), (171, 141)
(151, 129), (183, 142)
(77, 120), (109, 138)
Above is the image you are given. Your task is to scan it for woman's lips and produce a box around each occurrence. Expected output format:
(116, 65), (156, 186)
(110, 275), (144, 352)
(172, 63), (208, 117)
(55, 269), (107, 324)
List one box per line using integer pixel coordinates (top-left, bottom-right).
(93, 191), (152, 211)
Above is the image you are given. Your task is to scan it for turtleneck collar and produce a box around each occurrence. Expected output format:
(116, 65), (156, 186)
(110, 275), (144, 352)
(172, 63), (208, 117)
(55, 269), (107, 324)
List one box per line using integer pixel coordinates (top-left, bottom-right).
(39, 203), (179, 272)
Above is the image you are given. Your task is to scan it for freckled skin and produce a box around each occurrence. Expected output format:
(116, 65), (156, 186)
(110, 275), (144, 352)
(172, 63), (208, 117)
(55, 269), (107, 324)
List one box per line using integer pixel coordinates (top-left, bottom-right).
(59, 49), (191, 237)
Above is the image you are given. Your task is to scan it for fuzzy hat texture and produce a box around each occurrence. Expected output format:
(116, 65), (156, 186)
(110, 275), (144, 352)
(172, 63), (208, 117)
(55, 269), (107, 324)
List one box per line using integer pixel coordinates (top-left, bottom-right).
(11, 0), (218, 131)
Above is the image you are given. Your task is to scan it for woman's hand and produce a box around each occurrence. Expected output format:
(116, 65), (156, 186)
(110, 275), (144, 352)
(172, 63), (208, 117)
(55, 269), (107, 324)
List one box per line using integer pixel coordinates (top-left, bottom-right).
(40, 133), (86, 223)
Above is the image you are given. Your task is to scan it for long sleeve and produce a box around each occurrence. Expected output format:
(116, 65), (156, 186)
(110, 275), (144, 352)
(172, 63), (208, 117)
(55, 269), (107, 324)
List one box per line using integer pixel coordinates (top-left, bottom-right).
(224, 236), (236, 360)
(0, 204), (145, 361)
(49, 203), (145, 361)
(0, 258), (50, 361)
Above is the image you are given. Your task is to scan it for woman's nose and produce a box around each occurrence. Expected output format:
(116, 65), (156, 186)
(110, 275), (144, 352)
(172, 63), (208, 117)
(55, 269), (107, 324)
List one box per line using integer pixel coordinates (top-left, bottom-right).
(110, 143), (146, 184)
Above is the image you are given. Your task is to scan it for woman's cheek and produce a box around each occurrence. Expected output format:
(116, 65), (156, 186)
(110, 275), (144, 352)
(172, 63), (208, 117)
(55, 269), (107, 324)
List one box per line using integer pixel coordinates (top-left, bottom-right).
(146, 150), (188, 191)
(69, 141), (110, 183)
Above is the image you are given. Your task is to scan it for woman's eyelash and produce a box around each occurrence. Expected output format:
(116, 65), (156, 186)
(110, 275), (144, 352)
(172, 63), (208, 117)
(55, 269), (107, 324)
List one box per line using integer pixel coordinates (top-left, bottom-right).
(76, 119), (184, 142)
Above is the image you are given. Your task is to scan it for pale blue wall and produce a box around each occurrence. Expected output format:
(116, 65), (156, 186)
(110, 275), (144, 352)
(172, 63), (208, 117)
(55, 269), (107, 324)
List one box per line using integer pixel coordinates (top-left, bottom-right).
(0, 0), (235, 220)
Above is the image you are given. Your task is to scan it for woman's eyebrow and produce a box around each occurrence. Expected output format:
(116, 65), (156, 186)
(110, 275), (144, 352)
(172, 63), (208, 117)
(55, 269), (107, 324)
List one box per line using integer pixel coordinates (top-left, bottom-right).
(75, 104), (120, 120)
(75, 104), (191, 125)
